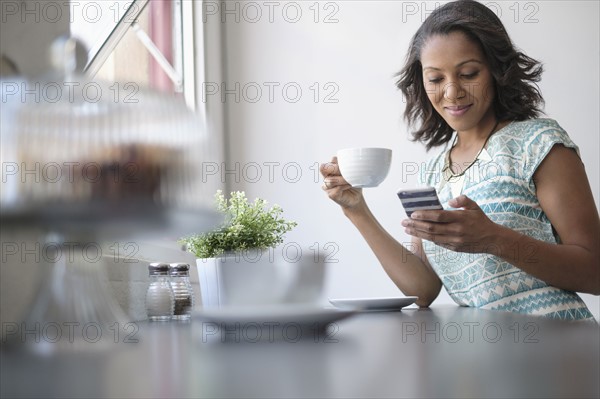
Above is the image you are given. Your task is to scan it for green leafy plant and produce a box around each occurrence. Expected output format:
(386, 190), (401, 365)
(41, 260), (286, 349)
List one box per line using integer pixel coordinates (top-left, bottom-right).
(180, 190), (297, 258)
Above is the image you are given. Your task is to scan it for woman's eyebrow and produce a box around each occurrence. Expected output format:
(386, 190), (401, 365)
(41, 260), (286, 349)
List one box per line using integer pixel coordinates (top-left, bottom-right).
(422, 59), (483, 71)
(456, 59), (483, 67)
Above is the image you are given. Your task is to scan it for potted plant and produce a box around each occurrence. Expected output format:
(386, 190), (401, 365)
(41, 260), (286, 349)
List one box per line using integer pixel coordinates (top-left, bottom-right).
(181, 190), (317, 308)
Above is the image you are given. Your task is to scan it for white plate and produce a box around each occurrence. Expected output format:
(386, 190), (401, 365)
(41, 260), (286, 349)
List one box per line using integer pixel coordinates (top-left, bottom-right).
(193, 304), (355, 328)
(328, 296), (418, 311)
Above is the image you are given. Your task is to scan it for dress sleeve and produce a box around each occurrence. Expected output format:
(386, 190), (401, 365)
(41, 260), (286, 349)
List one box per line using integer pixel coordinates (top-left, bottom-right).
(522, 120), (580, 186)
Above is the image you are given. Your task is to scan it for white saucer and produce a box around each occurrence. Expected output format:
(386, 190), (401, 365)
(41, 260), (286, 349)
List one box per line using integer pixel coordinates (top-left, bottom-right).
(328, 296), (418, 311)
(193, 304), (356, 327)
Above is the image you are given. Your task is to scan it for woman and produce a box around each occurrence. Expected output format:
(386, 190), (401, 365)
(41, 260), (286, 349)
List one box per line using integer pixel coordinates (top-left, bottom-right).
(321, 0), (599, 320)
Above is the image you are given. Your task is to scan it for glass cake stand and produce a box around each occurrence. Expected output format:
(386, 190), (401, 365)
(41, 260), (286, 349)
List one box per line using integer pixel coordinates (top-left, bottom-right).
(0, 37), (221, 353)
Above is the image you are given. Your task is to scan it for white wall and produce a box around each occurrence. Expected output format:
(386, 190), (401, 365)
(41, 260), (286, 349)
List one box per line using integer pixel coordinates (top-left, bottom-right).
(206, 1), (599, 318)
(0, 0), (71, 77)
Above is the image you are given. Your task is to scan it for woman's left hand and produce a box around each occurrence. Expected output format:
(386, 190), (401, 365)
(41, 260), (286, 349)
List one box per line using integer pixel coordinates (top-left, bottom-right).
(401, 195), (500, 253)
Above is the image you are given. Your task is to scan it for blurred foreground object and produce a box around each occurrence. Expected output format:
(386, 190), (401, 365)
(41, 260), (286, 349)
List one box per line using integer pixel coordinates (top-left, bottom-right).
(0, 36), (219, 354)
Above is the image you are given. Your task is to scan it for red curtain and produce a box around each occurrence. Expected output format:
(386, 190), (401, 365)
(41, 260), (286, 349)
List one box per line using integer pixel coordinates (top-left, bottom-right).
(149, 0), (174, 92)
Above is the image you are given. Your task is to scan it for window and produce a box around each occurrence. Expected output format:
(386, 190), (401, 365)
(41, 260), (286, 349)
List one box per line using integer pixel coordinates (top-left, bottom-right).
(70, 0), (196, 109)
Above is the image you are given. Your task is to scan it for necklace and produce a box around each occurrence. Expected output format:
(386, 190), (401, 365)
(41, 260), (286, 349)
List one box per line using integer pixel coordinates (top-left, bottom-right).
(443, 120), (500, 181)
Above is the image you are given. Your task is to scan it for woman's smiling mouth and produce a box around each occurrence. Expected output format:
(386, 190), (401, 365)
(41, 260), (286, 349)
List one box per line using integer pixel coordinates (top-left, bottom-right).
(444, 104), (472, 116)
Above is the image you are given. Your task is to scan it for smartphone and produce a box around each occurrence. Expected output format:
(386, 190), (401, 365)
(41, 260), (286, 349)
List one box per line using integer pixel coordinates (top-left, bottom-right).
(397, 187), (443, 217)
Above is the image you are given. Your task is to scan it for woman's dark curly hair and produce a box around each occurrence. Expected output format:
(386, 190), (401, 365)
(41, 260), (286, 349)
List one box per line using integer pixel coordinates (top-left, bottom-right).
(396, 0), (544, 150)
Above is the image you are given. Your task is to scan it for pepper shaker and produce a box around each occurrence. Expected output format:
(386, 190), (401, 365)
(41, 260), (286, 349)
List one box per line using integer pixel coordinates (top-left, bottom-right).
(169, 263), (195, 320)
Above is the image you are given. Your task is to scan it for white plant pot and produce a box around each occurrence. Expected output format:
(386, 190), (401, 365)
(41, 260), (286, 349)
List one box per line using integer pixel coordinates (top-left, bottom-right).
(196, 248), (325, 308)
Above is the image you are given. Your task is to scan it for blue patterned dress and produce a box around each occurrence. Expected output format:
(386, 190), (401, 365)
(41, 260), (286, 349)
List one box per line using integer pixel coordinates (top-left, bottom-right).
(418, 118), (594, 320)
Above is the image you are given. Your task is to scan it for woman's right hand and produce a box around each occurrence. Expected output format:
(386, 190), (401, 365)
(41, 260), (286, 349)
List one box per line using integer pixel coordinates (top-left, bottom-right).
(320, 156), (365, 211)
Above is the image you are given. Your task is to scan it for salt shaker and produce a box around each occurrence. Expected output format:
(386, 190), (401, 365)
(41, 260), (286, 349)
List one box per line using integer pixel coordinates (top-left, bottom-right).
(146, 263), (174, 321)
(169, 263), (195, 320)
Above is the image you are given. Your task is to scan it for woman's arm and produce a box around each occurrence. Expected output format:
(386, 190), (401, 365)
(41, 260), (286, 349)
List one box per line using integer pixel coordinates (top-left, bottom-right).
(343, 203), (442, 307)
(403, 145), (600, 294)
(321, 158), (442, 306)
(494, 144), (600, 294)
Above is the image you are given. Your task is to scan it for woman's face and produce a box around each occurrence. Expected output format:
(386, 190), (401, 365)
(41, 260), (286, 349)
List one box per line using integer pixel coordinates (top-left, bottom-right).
(420, 31), (495, 133)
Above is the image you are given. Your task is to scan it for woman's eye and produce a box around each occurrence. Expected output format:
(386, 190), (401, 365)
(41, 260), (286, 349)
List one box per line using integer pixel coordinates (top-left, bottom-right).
(428, 77), (443, 83)
(461, 72), (479, 79)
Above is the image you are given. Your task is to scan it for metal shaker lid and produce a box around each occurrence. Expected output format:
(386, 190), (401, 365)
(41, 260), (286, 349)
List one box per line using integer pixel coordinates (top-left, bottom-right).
(148, 262), (170, 275)
(169, 263), (190, 276)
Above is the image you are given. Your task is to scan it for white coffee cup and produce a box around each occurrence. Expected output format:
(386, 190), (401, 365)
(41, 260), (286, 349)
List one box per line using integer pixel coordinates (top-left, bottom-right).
(336, 147), (392, 188)
(196, 248), (326, 308)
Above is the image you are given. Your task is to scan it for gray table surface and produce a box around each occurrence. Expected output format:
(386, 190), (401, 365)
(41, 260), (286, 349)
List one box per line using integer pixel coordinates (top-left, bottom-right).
(2, 305), (599, 398)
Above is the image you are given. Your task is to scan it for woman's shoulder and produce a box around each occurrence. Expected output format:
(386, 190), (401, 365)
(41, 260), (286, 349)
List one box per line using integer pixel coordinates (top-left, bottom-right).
(425, 143), (449, 163)
(501, 118), (580, 182)
(504, 118), (570, 139)
(422, 139), (451, 171)
(419, 139), (452, 187)
(505, 118), (564, 134)
(494, 118), (575, 153)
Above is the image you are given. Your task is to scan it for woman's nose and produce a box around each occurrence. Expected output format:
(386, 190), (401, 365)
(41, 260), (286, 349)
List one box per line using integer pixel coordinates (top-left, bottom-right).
(443, 82), (465, 101)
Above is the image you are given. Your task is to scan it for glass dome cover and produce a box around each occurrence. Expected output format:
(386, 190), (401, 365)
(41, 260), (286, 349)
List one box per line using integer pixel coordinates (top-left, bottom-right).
(1, 38), (217, 236)
(4, 78), (207, 201)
